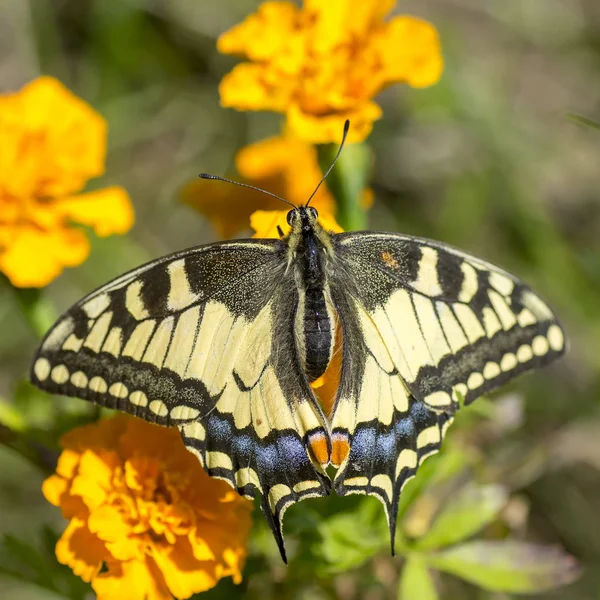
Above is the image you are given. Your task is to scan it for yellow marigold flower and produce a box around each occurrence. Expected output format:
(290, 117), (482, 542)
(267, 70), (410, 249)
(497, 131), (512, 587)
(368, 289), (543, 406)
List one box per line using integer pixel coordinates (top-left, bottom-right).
(250, 209), (343, 239)
(42, 415), (252, 600)
(218, 0), (443, 143)
(182, 135), (339, 238)
(0, 77), (133, 288)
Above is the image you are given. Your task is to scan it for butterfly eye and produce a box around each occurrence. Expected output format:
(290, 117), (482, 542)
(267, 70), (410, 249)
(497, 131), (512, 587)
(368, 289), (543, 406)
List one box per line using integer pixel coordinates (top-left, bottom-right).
(286, 210), (296, 226)
(308, 207), (318, 219)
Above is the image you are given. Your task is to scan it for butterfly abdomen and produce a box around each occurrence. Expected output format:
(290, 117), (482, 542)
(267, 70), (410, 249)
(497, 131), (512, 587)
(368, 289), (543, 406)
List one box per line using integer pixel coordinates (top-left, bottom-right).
(303, 287), (336, 381)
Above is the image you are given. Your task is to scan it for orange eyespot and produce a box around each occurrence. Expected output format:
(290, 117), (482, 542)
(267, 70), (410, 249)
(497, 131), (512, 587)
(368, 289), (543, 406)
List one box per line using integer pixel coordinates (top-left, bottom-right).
(381, 251), (400, 270)
(330, 432), (350, 467)
(307, 431), (330, 467)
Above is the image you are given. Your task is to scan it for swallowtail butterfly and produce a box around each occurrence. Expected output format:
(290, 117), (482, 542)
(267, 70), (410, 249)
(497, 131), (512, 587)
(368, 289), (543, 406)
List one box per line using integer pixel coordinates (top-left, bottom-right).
(31, 123), (566, 562)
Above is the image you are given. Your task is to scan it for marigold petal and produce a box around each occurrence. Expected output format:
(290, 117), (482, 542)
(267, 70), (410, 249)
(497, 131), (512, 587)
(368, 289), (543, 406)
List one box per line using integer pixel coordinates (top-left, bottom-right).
(59, 415), (129, 454)
(303, 0), (395, 51)
(0, 76), (107, 199)
(219, 63), (292, 113)
(42, 469), (89, 520)
(188, 516), (250, 576)
(70, 449), (121, 510)
(250, 209), (290, 239)
(89, 505), (143, 561)
(54, 186), (134, 237)
(222, 547), (247, 584)
(56, 448), (82, 479)
(187, 531), (217, 562)
(124, 455), (161, 493)
(55, 517), (108, 582)
(250, 209), (343, 239)
(41, 475), (68, 508)
(151, 538), (217, 598)
(235, 135), (305, 179)
(0, 223), (89, 288)
(117, 415), (188, 467)
(93, 558), (172, 600)
(218, 1), (302, 67)
(286, 101), (382, 144)
(378, 17), (444, 88)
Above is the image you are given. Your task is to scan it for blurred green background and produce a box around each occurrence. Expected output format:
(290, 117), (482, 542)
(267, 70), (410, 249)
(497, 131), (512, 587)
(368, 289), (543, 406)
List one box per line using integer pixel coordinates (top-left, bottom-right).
(1, 1), (600, 598)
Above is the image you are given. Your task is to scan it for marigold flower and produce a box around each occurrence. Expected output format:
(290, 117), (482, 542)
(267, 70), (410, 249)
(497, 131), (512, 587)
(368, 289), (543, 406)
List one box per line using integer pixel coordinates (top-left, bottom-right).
(182, 135), (341, 237)
(42, 415), (252, 600)
(218, 0), (443, 143)
(0, 77), (133, 288)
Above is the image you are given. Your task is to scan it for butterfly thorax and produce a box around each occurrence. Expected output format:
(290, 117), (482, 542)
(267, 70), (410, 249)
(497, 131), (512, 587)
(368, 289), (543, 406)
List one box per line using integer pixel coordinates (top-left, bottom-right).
(286, 207), (337, 383)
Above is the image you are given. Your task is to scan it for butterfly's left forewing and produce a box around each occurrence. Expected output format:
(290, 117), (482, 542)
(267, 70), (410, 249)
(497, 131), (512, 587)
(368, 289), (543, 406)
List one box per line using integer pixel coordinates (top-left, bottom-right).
(329, 232), (566, 546)
(31, 240), (331, 561)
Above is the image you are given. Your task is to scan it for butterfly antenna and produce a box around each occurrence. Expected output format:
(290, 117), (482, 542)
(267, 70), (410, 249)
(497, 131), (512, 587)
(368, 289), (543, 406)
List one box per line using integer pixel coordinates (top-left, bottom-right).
(305, 119), (350, 207)
(198, 173), (297, 209)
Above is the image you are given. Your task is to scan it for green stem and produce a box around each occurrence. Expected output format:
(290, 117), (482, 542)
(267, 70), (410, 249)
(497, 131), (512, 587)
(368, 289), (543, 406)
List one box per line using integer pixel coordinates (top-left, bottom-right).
(0, 424), (58, 474)
(317, 141), (371, 231)
(13, 287), (57, 339)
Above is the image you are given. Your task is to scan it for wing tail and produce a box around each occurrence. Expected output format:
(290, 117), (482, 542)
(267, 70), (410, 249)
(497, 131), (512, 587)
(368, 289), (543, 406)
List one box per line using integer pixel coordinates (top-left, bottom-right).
(332, 395), (452, 553)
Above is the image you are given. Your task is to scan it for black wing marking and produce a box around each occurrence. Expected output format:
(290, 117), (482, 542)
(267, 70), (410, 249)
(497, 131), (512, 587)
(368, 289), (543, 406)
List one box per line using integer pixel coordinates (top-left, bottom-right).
(329, 231), (565, 549)
(30, 239), (331, 561)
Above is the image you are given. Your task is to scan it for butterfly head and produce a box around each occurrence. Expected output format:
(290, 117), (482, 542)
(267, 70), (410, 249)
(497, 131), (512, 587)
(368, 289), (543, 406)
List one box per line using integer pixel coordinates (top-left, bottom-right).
(286, 206), (319, 233)
(285, 205), (333, 264)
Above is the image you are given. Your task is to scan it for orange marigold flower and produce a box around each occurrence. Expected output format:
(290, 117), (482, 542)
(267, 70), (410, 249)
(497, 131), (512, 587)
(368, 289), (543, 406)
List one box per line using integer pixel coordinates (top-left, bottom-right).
(182, 135), (342, 238)
(0, 77), (133, 288)
(218, 0), (443, 143)
(42, 415), (252, 600)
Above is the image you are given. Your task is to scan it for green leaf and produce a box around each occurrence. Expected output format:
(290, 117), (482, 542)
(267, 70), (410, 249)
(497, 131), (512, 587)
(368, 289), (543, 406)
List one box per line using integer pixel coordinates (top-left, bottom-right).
(13, 380), (56, 429)
(12, 287), (57, 339)
(398, 554), (439, 600)
(398, 447), (469, 530)
(0, 395), (25, 431)
(0, 534), (54, 588)
(428, 540), (581, 593)
(567, 112), (600, 131)
(0, 530), (90, 599)
(315, 497), (388, 573)
(416, 483), (507, 550)
(317, 140), (371, 231)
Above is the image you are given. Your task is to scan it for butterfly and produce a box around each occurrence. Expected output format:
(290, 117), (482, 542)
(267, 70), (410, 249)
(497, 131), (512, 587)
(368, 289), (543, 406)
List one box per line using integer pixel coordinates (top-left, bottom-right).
(30, 123), (566, 563)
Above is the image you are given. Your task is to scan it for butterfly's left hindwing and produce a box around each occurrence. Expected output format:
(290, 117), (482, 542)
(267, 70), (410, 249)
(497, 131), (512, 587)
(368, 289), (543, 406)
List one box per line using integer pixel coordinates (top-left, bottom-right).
(329, 232), (566, 546)
(31, 240), (331, 562)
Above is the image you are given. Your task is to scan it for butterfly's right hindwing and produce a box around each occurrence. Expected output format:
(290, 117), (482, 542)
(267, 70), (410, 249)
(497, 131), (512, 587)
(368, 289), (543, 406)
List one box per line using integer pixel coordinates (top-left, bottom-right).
(31, 239), (331, 561)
